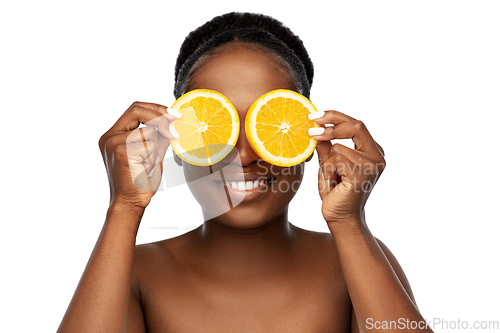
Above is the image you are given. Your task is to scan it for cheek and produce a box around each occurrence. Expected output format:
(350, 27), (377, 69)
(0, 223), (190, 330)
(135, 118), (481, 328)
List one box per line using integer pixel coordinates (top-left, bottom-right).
(183, 164), (247, 219)
(264, 164), (305, 201)
(183, 164), (211, 184)
(183, 165), (216, 205)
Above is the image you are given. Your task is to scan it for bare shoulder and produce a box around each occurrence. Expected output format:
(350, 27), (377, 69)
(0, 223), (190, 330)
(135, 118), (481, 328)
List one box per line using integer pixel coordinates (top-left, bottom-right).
(290, 226), (415, 300)
(289, 224), (341, 267)
(131, 228), (200, 289)
(290, 227), (416, 303)
(291, 224), (337, 249)
(134, 230), (195, 260)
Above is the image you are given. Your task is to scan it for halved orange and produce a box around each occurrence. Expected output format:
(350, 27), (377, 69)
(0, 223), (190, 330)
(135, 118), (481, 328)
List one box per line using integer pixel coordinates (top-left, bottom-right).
(169, 89), (239, 166)
(245, 89), (320, 167)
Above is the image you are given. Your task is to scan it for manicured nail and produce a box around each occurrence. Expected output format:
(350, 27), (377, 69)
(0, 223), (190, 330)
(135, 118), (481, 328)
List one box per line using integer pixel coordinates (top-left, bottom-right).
(308, 127), (325, 136)
(167, 107), (182, 118)
(308, 111), (325, 120)
(169, 125), (180, 139)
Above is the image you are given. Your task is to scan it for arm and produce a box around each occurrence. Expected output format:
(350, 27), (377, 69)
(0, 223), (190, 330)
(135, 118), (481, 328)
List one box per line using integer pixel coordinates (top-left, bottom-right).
(336, 225), (425, 332)
(350, 238), (418, 333)
(376, 238), (417, 305)
(309, 111), (432, 333)
(57, 204), (145, 332)
(57, 102), (176, 332)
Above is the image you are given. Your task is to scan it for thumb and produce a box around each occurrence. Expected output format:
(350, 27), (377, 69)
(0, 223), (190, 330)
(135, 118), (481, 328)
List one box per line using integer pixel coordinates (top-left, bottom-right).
(315, 141), (332, 166)
(318, 167), (329, 200)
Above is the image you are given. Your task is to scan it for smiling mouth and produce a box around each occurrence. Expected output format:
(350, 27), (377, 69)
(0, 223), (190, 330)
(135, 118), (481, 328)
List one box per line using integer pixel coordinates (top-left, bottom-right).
(215, 177), (276, 191)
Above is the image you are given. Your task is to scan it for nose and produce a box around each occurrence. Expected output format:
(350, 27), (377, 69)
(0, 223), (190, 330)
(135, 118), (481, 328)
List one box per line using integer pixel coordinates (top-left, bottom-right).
(224, 119), (261, 167)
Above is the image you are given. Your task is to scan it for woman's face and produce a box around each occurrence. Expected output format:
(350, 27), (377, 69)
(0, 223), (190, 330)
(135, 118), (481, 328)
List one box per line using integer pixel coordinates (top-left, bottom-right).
(182, 43), (308, 228)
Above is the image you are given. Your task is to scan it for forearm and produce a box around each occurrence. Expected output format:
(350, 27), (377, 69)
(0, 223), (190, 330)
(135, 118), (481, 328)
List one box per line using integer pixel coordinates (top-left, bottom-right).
(57, 203), (143, 333)
(329, 220), (432, 332)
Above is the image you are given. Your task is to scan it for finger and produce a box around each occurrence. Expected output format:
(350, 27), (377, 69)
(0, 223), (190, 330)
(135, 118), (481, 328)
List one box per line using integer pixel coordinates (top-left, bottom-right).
(330, 143), (384, 175)
(156, 132), (170, 163)
(374, 141), (385, 157)
(108, 102), (175, 140)
(131, 101), (166, 114)
(317, 151), (356, 200)
(139, 128), (158, 174)
(128, 140), (158, 192)
(126, 139), (158, 177)
(309, 110), (355, 164)
(310, 120), (379, 156)
(125, 125), (158, 144)
(148, 159), (164, 192)
(134, 102), (184, 126)
(317, 164), (340, 199)
(329, 143), (366, 165)
(323, 148), (356, 178)
(308, 109), (386, 157)
(128, 129), (167, 193)
(132, 102), (181, 122)
(104, 125), (158, 156)
(322, 150), (358, 185)
(315, 140), (333, 166)
(308, 110), (356, 126)
(318, 167), (329, 200)
(144, 133), (168, 193)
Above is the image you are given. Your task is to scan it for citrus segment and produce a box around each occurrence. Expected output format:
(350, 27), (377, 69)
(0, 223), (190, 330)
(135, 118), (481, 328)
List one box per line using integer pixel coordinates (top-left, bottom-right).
(245, 89), (320, 167)
(169, 89), (239, 166)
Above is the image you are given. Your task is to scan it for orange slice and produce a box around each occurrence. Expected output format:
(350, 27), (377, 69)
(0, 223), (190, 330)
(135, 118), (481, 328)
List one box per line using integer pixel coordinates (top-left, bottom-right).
(169, 89), (239, 166)
(245, 89), (320, 167)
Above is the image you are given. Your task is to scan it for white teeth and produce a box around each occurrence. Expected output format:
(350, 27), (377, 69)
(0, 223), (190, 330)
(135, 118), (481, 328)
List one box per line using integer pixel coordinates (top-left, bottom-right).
(223, 179), (270, 190)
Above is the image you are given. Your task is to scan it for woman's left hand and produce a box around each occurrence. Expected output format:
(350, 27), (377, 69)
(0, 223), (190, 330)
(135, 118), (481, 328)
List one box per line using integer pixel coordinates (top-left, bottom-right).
(308, 110), (386, 225)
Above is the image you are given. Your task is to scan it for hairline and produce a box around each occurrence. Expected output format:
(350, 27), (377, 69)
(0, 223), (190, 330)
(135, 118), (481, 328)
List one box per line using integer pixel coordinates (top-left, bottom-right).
(182, 41), (302, 96)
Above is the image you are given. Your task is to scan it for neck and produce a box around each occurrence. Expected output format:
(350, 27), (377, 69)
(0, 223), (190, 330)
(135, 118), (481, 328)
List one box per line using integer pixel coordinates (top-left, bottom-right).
(193, 208), (296, 276)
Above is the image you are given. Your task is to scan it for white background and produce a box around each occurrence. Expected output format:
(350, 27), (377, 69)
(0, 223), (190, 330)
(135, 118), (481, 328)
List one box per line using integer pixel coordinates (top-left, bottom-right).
(1, 0), (499, 332)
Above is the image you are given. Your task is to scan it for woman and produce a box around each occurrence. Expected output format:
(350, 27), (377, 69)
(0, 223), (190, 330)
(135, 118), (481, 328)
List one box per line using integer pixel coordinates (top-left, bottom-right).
(58, 12), (432, 332)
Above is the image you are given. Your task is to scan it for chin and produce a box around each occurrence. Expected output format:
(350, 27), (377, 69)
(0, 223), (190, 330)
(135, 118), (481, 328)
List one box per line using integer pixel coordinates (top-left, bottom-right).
(199, 183), (296, 230)
(204, 203), (287, 231)
(185, 162), (303, 228)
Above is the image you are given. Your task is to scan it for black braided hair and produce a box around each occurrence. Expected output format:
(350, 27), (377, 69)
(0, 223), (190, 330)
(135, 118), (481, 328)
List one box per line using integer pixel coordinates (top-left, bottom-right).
(174, 12), (314, 99)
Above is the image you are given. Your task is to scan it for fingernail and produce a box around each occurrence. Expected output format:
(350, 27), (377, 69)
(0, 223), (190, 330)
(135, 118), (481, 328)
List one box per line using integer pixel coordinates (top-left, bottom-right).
(308, 127), (325, 136)
(167, 107), (182, 118)
(169, 125), (180, 139)
(308, 111), (325, 120)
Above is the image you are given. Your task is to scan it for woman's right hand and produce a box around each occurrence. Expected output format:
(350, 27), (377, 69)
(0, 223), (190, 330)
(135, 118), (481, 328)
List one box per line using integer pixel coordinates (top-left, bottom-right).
(98, 102), (179, 210)
(58, 102), (179, 333)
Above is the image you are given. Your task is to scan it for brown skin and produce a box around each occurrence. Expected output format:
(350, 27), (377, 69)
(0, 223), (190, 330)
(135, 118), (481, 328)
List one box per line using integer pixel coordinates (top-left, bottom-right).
(57, 43), (431, 332)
